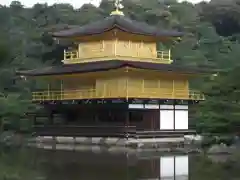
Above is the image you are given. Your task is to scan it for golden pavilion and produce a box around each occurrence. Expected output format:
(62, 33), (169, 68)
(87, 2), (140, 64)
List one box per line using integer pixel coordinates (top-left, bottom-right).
(17, 2), (208, 139)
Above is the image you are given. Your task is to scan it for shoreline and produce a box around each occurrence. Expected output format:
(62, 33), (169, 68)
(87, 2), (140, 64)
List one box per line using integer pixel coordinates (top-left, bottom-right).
(1, 132), (239, 155)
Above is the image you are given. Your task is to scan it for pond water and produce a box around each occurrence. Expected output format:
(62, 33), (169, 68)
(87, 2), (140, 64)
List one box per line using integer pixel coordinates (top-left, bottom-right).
(0, 146), (240, 180)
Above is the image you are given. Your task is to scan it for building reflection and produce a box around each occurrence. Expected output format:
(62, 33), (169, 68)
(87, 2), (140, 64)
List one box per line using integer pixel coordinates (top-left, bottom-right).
(36, 149), (189, 180)
(136, 155), (189, 180)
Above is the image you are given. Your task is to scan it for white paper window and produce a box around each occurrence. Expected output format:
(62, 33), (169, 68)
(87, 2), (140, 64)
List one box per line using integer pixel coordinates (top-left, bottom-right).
(160, 110), (174, 130)
(175, 110), (188, 130)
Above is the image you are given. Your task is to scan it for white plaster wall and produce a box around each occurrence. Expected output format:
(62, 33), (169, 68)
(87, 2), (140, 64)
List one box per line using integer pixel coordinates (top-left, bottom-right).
(175, 105), (188, 110)
(128, 104), (160, 109)
(128, 104), (144, 109)
(160, 105), (174, 109)
(144, 104), (159, 109)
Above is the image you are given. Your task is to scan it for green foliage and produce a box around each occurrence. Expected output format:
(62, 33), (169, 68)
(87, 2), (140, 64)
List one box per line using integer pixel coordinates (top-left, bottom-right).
(0, 93), (37, 131)
(197, 66), (240, 134)
(0, 0), (240, 133)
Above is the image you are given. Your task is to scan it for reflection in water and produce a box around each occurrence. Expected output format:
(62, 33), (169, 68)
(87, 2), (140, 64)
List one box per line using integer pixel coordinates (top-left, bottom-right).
(137, 155), (189, 180)
(0, 147), (240, 180)
(37, 150), (189, 180)
(161, 156), (188, 180)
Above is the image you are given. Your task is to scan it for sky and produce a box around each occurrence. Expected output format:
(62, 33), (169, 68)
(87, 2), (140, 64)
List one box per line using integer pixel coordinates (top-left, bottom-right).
(0, 0), (210, 8)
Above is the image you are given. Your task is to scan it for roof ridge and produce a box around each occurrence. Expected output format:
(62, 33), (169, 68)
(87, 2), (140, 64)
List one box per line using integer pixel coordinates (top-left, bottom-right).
(52, 15), (183, 38)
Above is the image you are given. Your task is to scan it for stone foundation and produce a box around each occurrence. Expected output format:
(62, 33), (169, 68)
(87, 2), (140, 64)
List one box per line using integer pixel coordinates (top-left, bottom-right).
(28, 136), (200, 152)
(33, 136), (187, 146)
(25, 135), (205, 154)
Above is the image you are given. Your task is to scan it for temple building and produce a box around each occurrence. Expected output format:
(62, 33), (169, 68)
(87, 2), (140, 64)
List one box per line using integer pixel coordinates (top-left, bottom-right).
(17, 2), (208, 141)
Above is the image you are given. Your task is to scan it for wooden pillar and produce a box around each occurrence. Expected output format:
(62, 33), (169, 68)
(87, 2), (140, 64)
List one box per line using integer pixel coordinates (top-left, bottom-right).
(60, 80), (63, 100)
(174, 104), (176, 131)
(49, 112), (54, 125)
(125, 109), (129, 139)
(32, 114), (36, 126)
(126, 110), (129, 127)
(94, 113), (98, 124)
(150, 110), (154, 131)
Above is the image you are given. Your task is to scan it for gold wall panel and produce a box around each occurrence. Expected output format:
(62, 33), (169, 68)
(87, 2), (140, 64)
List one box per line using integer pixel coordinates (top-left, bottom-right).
(32, 69), (203, 101)
(62, 29), (171, 64)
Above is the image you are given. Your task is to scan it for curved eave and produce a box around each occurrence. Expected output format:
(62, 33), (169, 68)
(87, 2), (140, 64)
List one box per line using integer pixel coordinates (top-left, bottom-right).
(51, 15), (184, 39)
(52, 26), (184, 39)
(16, 60), (215, 77)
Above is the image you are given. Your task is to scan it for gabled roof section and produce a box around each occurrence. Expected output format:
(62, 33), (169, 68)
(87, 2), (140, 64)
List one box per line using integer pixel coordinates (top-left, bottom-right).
(16, 60), (213, 77)
(52, 15), (184, 38)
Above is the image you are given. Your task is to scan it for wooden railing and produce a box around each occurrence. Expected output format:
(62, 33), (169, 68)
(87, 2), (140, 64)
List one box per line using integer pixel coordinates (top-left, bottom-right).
(157, 50), (172, 63)
(32, 89), (96, 101)
(64, 50), (78, 60)
(189, 91), (205, 100)
(63, 49), (172, 64)
(32, 89), (204, 101)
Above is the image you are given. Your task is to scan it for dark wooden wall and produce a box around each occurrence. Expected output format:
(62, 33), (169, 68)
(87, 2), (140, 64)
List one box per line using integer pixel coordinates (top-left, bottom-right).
(129, 109), (160, 131)
(37, 104), (161, 131)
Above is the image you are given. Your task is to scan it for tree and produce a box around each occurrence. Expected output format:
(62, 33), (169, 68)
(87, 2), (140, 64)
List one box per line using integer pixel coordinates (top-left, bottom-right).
(197, 66), (240, 134)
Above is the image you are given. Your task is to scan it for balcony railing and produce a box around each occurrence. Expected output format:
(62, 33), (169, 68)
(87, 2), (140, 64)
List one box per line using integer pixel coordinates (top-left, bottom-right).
(63, 49), (172, 64)
(32, 89), (204, 101)
(32, 89), (96, 101)
(157, 50), (172, 62)
(64, 50), (78, 60)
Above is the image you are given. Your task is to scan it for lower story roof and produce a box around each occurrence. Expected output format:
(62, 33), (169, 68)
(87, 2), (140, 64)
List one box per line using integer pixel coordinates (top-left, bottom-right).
(16, 60), (215, 77)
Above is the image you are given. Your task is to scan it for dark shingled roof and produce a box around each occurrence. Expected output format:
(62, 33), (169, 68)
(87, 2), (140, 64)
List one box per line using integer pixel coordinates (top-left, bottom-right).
(16, 60), (213, 77)
(52, 15), (184, 38)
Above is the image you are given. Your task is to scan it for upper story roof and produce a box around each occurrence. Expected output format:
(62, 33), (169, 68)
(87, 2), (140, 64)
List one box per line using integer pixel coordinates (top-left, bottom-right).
(52, 14), (184, 38)
(16, 60), (214, 77)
